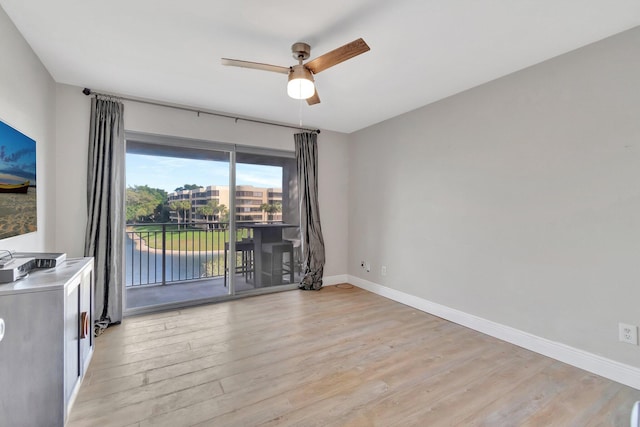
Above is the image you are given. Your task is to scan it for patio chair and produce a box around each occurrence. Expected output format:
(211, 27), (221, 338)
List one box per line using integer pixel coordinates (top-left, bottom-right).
(261, 240), (294, 286)
(223, 239), (255, 287)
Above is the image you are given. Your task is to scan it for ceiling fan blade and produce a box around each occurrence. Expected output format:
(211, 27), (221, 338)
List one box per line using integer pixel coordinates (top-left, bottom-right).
(221, 58), (290, 74)
(306, 89), (321, 106)
(305, 38), (370, 74)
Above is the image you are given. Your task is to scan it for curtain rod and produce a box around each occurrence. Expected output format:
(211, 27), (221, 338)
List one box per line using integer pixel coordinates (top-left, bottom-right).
(81, 88), (320, 134)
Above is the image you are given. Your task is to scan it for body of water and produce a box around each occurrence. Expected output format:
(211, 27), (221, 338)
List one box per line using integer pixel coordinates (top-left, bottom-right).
(125, 234), (223, 286)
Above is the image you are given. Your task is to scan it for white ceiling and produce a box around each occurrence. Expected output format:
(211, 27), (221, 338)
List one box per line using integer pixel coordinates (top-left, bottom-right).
(2, 1), (640, 133)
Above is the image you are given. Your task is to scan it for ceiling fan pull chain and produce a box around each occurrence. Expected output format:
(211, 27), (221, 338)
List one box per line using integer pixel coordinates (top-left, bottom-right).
(299, 98), (304, 128)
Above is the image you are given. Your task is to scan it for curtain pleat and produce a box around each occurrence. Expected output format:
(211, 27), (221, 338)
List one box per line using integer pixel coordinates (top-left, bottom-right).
(84, 97), (125, 334)
(295, 132), (325, 290)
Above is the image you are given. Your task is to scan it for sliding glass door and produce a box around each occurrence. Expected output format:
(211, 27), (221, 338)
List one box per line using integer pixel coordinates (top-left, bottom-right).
(235, 150), (301, 292)
(123, 133), (301, 314)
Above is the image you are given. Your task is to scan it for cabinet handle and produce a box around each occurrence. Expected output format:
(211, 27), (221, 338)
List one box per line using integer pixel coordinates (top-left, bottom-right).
(80, 312), (89, 339)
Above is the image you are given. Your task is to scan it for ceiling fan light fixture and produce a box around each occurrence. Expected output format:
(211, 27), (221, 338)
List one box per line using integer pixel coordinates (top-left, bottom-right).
(287, 65), (315, 100)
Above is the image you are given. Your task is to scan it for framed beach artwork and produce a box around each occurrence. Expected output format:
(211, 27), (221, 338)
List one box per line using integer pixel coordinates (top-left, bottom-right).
(0, 119), (36, 239)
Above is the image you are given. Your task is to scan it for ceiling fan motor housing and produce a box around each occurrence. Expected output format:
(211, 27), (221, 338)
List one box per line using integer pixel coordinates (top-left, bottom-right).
(291, 42), (311, 61)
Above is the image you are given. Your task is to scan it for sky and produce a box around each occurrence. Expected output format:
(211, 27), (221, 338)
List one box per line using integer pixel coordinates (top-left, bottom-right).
(126, 153), (282, 192)
(0, 120), (37, 184)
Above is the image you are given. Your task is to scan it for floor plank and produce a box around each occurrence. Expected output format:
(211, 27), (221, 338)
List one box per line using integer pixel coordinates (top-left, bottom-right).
(68, 285), (640, 426)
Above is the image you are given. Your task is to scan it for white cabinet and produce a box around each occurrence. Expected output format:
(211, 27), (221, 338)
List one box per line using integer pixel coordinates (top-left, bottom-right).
(0, 258), (94, 427)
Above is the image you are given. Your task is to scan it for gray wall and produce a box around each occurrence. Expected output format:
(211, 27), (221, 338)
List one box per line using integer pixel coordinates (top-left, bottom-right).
(0, 5), (56, 252)
(348, 27), (640, 367)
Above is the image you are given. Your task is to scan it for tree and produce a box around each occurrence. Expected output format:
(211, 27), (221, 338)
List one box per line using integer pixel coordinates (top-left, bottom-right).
(216, 203), (228, 225)
(219, 206), (230, 229)
(169, 200), (191, 229)
(126, 185), (168, 223)
(196, 204), (214, 223)
(196, 199), (227, 228)
(260, 202), (282, 222)
(174, 184), (202, 192)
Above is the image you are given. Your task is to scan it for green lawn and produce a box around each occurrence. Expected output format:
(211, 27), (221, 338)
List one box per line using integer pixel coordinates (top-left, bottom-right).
(129, 225), (250, 251)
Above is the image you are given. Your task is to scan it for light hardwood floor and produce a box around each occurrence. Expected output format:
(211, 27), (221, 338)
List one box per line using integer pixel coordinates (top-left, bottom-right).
(67, 285), (640, 426)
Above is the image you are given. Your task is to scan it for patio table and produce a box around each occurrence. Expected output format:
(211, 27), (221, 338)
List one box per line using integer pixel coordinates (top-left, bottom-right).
(238, 223), (298, 287)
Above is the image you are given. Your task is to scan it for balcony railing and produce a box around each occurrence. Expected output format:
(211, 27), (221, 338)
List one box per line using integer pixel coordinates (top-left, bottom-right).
(125, 221), (256, 287)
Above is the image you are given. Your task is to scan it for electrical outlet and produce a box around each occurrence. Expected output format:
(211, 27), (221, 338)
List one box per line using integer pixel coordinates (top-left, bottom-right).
(381, 265), (387, 276)
(365, 262), (371, 272)
(619, 323), (638, 345)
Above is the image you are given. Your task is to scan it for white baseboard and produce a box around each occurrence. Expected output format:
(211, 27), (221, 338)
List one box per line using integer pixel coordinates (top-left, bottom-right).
(348, 275), (640, 391)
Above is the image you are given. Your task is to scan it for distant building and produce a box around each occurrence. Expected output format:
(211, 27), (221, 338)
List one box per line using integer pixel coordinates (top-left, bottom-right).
(167, 185), (282, 224)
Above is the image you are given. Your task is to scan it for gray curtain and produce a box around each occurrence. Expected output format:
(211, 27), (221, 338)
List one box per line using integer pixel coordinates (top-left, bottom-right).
(84, 96), (125, 334)
(295, 132), (325, 290)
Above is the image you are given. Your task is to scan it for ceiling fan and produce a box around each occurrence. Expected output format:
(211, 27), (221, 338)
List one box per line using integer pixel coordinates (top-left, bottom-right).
(221, 38), (370, 105)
